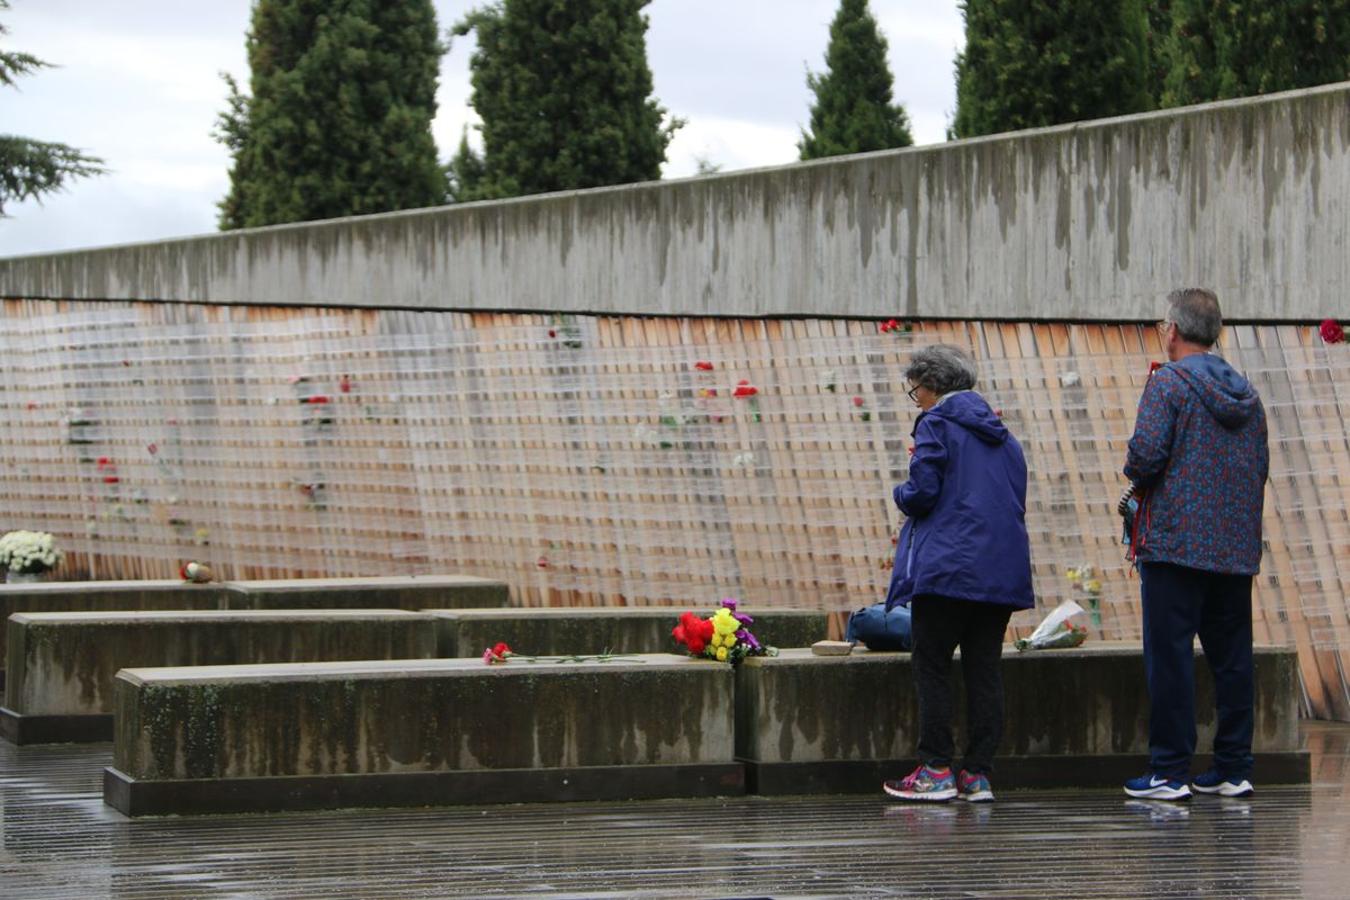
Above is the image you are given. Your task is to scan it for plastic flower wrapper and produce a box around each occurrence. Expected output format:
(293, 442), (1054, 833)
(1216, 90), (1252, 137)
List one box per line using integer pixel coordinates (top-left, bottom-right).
(672, 597), (776, 665)
(1014, 599), (1089, 651)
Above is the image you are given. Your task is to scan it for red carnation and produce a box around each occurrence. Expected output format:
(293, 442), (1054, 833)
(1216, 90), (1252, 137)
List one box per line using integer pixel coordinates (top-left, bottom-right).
(852, 396), (865, 407)
(694, 360), (714, 371)
(493, 642), (511, 658)
(1321, 318), (1344, 344)
(733, 380), (758, 398)
(548, 329), (557, 338)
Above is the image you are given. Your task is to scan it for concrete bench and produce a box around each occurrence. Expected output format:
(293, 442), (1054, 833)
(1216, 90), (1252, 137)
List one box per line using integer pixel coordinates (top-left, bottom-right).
(103, 654), (741, 816)
(0, 580), (228, 683)
(428, 607), (830, 657)
(1, 610), (437, 745)
(0, 575), (509, 687)
(225, 575), (510, 611)
(735, 643), (1308, 793)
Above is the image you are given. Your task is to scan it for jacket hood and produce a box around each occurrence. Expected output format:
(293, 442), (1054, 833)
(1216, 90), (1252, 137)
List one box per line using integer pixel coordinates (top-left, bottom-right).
(920, 390), (1009, 445)
(1170, 354), (1260, 429)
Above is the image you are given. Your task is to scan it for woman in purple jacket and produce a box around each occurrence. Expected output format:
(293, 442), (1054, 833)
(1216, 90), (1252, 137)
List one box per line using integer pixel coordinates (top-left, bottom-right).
(882, 344), (1035, 803)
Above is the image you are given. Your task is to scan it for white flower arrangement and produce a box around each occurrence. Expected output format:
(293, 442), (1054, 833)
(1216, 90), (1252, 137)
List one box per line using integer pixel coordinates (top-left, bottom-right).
(0, 530), (64, 575)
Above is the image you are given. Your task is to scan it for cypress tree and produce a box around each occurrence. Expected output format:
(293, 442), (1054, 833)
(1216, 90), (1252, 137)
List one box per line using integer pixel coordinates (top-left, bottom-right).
(453, 0), (680, 200)
(952, 0), (1152, 138)
(216, 0), (446, 229)
(798, 0), (913, 160)
(1162, 1), (1350, 108)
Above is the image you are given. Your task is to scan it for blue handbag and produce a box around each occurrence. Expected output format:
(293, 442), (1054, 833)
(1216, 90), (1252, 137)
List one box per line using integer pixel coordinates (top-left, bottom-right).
(845, 601), (913, 651)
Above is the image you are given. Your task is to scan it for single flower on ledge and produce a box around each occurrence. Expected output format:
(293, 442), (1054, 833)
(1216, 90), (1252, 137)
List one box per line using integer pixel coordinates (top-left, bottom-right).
(1320, 318), (1344, 344)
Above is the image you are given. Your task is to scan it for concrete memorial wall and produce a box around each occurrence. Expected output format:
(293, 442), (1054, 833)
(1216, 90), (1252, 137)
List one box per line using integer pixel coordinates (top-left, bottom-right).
(1, 84), (1347, 717)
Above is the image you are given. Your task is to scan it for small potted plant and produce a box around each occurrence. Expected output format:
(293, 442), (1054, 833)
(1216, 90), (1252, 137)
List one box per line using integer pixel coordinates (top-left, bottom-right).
(0, 530), (64, 583)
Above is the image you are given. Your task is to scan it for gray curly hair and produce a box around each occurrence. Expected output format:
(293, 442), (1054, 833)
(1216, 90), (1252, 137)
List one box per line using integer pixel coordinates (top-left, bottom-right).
(904, 344), (978, 396)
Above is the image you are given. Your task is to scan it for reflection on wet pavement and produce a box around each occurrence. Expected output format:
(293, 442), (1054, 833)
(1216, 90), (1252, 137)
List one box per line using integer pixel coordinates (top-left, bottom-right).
(2, 722), (1347, 898)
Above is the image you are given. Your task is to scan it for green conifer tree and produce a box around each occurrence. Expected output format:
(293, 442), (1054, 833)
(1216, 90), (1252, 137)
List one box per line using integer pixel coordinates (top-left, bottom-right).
(1162, 1), (1350, 108)
(216, 0), (446, 229)
(453, 0), (680, 200)
(0, 0), (104, 215)
(953, 0), (1152, 138)
(798, 0), (913, 160)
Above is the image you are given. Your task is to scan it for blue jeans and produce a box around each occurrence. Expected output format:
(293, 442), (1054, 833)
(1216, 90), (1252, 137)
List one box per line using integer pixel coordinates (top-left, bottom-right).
(1139, 561), (1255, 780)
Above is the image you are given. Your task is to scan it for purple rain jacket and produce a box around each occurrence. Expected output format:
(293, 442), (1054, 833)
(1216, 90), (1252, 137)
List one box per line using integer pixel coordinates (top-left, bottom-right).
(885, 390), (1035, 611)
(1124, 353), (1269, 575)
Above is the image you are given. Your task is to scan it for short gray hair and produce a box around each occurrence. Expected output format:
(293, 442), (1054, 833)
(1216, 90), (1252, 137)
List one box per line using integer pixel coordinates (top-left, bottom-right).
(1167, 288), (1222, 347)
(904, 344), (977, 395)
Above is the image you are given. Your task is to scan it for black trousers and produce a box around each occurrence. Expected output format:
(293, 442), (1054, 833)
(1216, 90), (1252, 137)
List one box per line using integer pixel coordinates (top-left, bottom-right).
(1139, 561), (1255, 780)
(910, 596), (1014, 774)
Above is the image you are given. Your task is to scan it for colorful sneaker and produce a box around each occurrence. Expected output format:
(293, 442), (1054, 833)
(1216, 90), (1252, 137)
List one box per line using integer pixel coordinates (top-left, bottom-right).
(957, 769), (995, 803)
(1123, 773), (1192, 801)
(883, 764), (957, 801)
(1192, 769), (1254, 797)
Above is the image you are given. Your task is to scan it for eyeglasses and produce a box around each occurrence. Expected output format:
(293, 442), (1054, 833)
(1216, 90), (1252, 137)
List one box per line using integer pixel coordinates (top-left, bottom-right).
(906, 383), (922, 402)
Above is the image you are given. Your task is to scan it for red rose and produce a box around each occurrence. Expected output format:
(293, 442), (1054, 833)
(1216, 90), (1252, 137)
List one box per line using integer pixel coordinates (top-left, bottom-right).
(548, 329), (557, 338)
(694, 360), (714, 371)
(733, 380), (758, 398)
(492, 642), (511, 658)
(178, 564), (189, 581)
(103, 475), (120, 484)
(852, 396), (864, 407)
(96, 457), (111, 468)
(1321, 318), (1345, 344)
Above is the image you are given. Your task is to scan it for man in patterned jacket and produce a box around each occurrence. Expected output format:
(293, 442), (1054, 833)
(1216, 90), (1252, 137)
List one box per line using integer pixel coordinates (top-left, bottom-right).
(1121, 288), (1269, 801)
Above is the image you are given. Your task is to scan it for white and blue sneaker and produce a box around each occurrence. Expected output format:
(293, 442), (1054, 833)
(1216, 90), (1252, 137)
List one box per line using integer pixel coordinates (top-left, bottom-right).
(1124, 773), (1192, 800)
(1192, 769), (1254, 797)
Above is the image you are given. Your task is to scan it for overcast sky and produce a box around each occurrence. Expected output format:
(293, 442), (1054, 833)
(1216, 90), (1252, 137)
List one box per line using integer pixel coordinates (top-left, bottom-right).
(0, 0), (964, 257)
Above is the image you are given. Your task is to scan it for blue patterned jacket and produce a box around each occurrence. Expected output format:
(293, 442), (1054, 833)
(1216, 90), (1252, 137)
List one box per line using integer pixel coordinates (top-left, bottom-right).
(1124, 353), (1268, 575)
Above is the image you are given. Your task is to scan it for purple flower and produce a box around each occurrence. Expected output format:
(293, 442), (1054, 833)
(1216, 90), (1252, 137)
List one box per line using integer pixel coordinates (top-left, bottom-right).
(736, 628), (761, 651)
(733, 611), (754, 626)
(720, 597), (738, 612)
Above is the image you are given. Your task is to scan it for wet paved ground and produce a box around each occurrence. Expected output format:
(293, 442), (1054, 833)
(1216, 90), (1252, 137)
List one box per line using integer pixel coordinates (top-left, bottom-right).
(2, 723), (1348, 899)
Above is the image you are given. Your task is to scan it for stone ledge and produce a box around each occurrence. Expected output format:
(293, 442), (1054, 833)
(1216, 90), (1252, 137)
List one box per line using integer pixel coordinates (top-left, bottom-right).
(736, 643), (1304, 790)
(428, 607), (829, 657)
(107, 654), (737, 815)
(743, 752), (1311, 795)
(104, 762), (746, 817)
(3, 610), (437, 744)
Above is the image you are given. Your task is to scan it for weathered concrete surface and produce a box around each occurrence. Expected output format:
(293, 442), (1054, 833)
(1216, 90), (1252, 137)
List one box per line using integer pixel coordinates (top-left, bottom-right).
(0, 576), (508, 677)
(428, 607), (828, 657)
(2, 610), (435, 726)
(2, 83), (1347, 321)
(0, 580), (228, 673)
(225, 575), (509, 610)
(105, 654), (739, 814)
(736, 643), (1305, 790)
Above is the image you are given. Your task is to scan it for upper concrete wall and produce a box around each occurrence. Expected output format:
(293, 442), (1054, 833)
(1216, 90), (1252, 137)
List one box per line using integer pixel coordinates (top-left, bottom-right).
(3, 82), (1348, 321)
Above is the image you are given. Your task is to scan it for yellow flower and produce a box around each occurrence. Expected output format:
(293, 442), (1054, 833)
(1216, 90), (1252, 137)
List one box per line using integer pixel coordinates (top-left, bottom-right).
(1085, 579), (1102, 594)
(710, 632), (723, 648)
(716, 646), (728, 661)
(1066, 568), (1080, 581)
(712, 608), (738, 635)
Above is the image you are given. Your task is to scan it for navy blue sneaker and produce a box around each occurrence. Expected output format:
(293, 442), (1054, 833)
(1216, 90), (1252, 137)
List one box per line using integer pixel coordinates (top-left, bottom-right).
(1192, 769), (1254, 797)
(1123, 773), (1192, 800)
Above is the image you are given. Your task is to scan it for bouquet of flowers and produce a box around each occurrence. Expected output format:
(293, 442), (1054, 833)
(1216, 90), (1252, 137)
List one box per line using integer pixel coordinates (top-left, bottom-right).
(672, 598), (776, 665)
(0, 530), (63, 575)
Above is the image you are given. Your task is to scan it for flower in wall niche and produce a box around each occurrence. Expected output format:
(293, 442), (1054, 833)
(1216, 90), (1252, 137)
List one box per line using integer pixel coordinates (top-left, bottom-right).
(0, 530), (63, 575)
(693, 360), (715, 371)
(1065, 564), (1103, 626)
(879, 318), (913, 334)
(1321, 319), (1345, 344)
(821, 369), (837, 393)
(732, 380), (762, 423)
(852, 395), (871, 422)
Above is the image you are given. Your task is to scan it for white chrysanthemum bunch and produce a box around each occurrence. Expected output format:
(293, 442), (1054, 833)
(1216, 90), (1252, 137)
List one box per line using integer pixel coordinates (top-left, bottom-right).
(0, 530), (63, 574)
